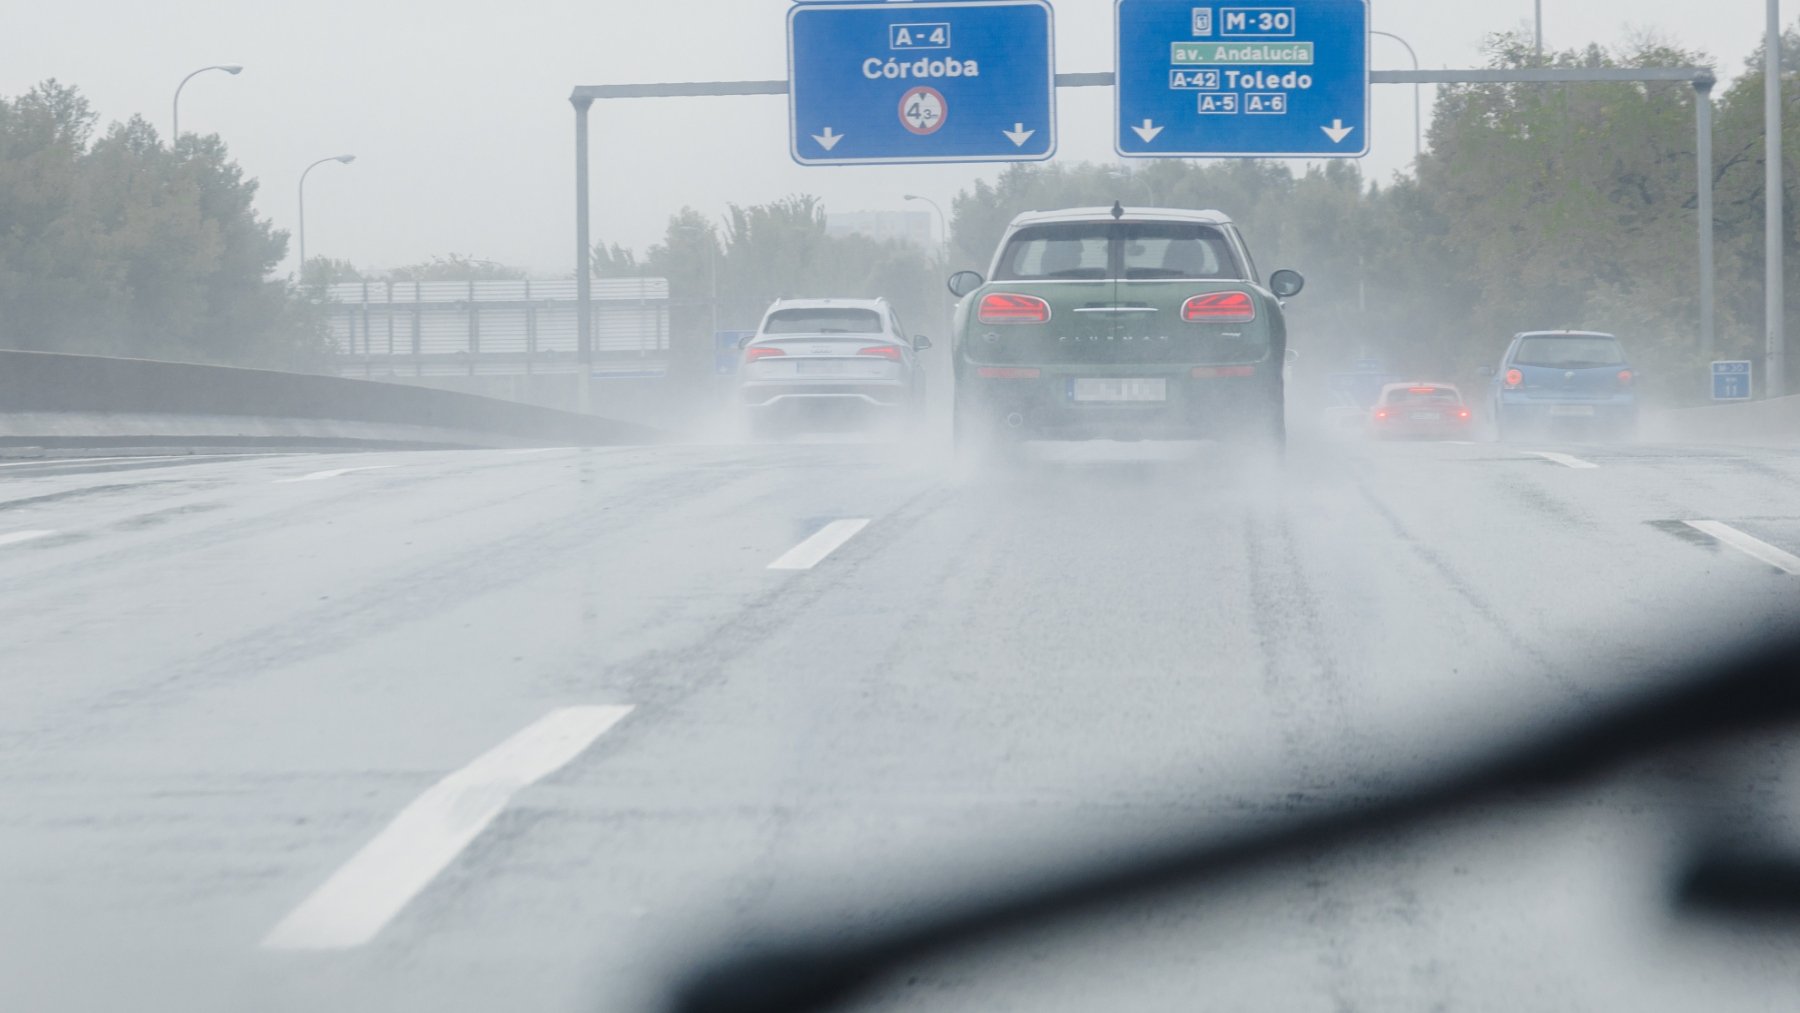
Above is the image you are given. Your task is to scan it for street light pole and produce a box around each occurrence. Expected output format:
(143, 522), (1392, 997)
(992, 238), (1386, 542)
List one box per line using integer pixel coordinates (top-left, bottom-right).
(172, 64), (242, 140)
(1768, 0), (1786, 398)
(1371, 31), (1421, 163)
(297, 155), (357, 277)
(904, 195), (952, 334)
(902, 194), (949, 267)
(1535, 0), (1544, 65)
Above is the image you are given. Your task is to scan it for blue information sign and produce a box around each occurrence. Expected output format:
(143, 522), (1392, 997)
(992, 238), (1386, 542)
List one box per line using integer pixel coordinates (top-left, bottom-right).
(1712, 360), (1753, 401)
(1115, 0), (1369, 158)
(788, 1), (1057, 166)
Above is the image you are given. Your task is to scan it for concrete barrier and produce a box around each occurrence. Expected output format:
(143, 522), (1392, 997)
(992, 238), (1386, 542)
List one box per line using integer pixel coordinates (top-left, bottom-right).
(1644, 394), (1800, 447)
(0, 350), (663, 449)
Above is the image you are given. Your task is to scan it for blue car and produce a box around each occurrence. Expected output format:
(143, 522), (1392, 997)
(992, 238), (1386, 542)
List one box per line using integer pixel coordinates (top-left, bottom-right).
(1486, 330), (1637, 441)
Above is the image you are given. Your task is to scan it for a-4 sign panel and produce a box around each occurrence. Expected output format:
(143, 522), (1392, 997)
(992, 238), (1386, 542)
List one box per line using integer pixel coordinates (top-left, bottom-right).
(1116, 0), (1369, 158)
(788, 1), (1057, 166)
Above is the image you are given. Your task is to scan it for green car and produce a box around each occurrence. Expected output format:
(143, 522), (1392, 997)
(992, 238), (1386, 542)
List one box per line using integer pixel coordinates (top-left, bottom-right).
(947, 204), (1303, 452)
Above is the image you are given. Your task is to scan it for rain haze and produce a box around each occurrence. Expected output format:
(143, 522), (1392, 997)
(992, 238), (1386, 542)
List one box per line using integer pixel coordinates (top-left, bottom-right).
(0, 0), (1772, 271)
(6, 1), (1800, 1012)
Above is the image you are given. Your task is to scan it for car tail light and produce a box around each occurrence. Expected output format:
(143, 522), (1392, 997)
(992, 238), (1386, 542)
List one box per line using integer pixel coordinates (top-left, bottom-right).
(1409, 387), (1438, 394)
(1191, 365), (1257, 379)
(858, 346), (903, 361)
(1458, 409), (1472, 419)
(977, 367), (1041, 380)
(1374, 409), (1392, 420)
(1182, 291), (1257, 323)
(745, 346), (786, 361)
(1504, 368), (1524, 388)
(977, 294), (1051, 324)
(1617, 369), (1634, 386)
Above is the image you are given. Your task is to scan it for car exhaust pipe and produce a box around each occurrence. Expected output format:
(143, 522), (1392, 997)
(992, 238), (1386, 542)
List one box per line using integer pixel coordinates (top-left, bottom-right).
(1005, 413), (1025, 429)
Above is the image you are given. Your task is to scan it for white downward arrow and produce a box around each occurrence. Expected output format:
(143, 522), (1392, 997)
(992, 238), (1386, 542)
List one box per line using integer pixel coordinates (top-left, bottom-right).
(1321, 119), (1356, 144)
(812, 127), (843, 151)
(1003, 122), (1036, 147)
(1131, 119), (1164, 143)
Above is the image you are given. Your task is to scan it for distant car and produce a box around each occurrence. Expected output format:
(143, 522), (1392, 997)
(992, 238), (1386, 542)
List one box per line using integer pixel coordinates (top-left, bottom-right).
(946, 205), (1303, 453)
(738, 298), (931, 435)
(1369, 383), (1473, 440)
(1486, 330), (1637, 441)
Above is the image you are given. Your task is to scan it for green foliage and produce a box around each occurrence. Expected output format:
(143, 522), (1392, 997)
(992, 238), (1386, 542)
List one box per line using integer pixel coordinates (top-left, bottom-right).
(387, 254), (527, 283)
(0, 80), (325, 369)
(613, 199), (946, 377)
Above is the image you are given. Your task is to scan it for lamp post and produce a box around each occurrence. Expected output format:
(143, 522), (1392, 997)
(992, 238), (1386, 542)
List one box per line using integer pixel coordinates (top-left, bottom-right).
(905, 195), (952, 334)
(298, 155), (356, 276)
(1535, 0), (1544, 65)
(1371, 31), (1421, 162)
(172, 64), (242, 140)
(903, 194), (949, 267)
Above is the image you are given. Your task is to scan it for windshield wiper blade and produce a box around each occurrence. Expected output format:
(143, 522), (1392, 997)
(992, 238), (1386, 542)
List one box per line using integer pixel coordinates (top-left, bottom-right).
(666, 632), (1800, 1013)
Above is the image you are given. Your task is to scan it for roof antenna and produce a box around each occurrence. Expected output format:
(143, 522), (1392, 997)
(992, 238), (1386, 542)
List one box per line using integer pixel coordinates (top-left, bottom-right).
(1110, 200), (1125, 220)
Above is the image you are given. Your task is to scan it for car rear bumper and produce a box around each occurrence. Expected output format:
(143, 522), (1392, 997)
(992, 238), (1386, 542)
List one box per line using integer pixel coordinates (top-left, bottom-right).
(1496, 396), (1637, 426)
(958, 365), (1277, 439)
(740, 379), (913, 410)
(1371, 418), (1475, 438)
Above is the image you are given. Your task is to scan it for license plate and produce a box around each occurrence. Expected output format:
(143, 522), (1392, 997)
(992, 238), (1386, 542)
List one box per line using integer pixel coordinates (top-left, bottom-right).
(797, 360), (859, 377)
(1410, 412), (1442, 421)
(1549, 404), (1596, 417)
(1071, 378), (1167, 403)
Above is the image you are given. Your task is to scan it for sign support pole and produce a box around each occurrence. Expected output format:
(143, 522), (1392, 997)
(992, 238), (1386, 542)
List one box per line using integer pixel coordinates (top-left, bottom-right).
(573, 96), (594, 414)
(1697, 74), (1717, 369)
(1767, 0), (1786, 399)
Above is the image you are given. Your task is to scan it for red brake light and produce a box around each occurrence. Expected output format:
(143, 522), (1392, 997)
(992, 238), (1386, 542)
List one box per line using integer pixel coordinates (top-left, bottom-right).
(745, 346), (786, 361)
(1617, 369), (1634, 386)
(977, 367), (1041, 380)
(1191, 365), (1257, 379)
(1182, 291), (1256, 323)
(1374, 409), (1391, 420)
(1504, 368), (1524, 388)
(858, 346), (903, 361)
(1458, 409), (1472, 419)
(978, 294), (1051, 325)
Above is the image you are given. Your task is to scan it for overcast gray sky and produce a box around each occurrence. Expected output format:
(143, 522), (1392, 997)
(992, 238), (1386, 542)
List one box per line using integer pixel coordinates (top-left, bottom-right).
(3, 1), (1772, 276)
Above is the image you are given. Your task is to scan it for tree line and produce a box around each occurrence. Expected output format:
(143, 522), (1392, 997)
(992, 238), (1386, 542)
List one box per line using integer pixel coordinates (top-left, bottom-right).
(615, 31), (1800, 404)
(0, 81), (324, 369)
(7, 27), (1800, 404)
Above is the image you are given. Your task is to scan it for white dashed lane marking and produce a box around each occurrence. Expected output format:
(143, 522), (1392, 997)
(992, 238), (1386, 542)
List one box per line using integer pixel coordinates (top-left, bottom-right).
(768, 519), (872, 571)
(261, 705), (634, 951)
(1685, 521), (1800, 576)
(0, 530), (56, 548)
(274, 466), (398, 484)
(1526, 451), (1599, 470)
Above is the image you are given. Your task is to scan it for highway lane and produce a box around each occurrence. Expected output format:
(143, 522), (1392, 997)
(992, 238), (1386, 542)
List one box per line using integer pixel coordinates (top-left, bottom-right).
(1, 434), (1799, 1011)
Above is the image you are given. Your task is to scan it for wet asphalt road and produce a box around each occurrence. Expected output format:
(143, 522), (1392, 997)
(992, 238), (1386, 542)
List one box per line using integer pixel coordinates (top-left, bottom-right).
(2, 433), (1799, 1012)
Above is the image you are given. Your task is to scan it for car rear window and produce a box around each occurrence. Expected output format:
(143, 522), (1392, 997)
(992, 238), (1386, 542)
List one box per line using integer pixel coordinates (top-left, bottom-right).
(762, 309), (884, 335)
(1513, 336), (1626, 368)
(995, 226), (1111, 281)
(1119, 224), (1239, 280)
(993, 222), (1243, 282)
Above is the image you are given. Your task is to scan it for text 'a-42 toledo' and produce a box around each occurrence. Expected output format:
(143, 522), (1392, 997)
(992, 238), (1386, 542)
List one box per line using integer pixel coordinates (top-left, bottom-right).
(1116, 0), (1370, 158)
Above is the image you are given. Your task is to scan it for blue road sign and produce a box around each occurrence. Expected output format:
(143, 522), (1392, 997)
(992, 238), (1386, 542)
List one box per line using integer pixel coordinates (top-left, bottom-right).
(1115, 0), (1369, 158)
(788, 1), (1057, 166)
(1712, 360), (1753, 401)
